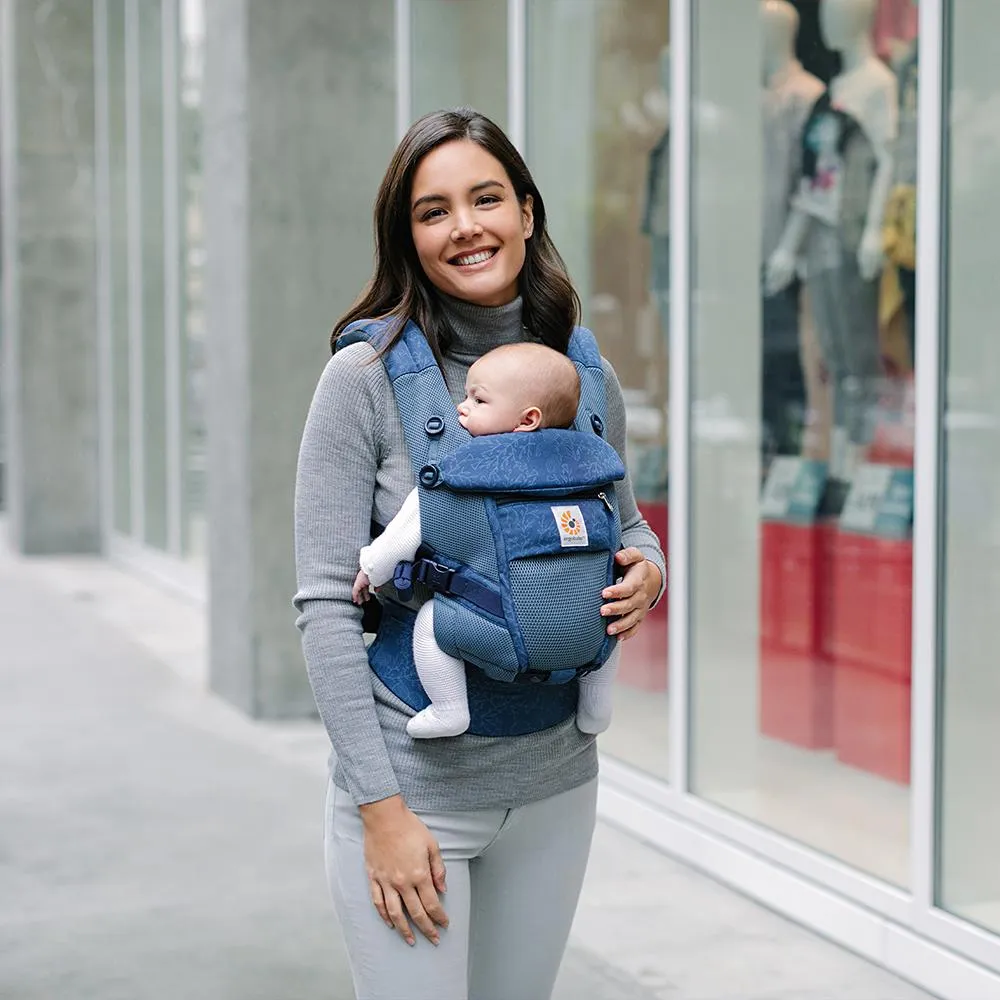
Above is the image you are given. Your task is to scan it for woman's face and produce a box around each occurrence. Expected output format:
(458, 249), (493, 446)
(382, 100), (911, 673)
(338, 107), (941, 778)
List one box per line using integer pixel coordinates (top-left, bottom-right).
(409, 139), (534, 307)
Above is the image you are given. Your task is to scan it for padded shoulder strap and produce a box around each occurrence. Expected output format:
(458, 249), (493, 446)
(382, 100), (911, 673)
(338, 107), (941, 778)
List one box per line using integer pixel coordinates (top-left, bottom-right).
(566, 326), (610, 438)
(336, 318), (467, 478)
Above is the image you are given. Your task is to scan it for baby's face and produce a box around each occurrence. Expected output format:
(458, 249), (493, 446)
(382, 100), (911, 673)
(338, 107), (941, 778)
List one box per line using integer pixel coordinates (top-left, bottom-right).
(457, 355), (533, 436)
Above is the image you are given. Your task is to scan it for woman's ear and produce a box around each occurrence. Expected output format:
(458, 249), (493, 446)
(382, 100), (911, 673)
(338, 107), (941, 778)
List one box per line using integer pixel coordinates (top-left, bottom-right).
(514, 405), (542, 432)
(522, 194), (535, 239)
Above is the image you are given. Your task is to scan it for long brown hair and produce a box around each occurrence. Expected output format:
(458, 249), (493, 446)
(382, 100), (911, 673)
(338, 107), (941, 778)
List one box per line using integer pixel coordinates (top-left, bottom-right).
(330, 108), (581, 361)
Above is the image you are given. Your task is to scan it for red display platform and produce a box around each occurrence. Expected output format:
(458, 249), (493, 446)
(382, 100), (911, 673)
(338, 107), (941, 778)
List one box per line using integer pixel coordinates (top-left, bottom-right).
(829, 533), (912, 681)
(617, 501), (669, 692)
(833, 663), (911, 784)
(759, 519), (836, 748)
(829, 531), (913, 784)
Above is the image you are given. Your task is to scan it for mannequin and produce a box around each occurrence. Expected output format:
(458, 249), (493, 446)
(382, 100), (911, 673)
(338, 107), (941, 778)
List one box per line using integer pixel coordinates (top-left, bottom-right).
(760, 1), (824, 461)
(764, 0), (898, 480)
(639, 45), (671, 334)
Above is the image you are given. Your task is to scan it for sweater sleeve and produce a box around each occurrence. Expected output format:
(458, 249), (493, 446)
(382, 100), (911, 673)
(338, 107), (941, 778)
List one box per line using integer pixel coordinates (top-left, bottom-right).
(602, 358), (668, 607)
(293, 343), (400, 805)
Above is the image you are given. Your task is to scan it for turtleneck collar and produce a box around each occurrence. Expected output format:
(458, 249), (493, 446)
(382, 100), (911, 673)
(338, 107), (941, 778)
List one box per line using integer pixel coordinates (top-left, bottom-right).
(438, 292), (526, 360)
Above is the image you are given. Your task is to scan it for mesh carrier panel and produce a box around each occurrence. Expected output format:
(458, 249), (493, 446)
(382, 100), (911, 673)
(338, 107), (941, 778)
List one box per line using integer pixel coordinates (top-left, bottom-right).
(434, 597), (519, 678)
(509, 552), (608, 671)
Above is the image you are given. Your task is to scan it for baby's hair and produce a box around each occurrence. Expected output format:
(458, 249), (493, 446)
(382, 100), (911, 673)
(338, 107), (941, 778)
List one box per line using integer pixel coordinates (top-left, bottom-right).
(484, 343), (580, 429)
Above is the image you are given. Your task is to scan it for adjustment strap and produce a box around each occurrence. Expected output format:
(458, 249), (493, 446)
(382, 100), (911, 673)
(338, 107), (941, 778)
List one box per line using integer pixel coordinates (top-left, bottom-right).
(392, 557), (504, 619)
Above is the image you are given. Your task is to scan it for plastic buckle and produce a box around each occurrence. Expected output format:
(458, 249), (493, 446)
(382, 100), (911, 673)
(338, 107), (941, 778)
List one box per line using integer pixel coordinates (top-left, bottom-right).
(415, 559), (454, 594)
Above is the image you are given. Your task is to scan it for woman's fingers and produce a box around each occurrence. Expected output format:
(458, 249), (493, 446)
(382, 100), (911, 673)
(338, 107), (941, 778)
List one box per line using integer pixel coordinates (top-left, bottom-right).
(417, 875), (449, 930)
(381, 885), (416, 946)
(369, 877), (393, 929)
(611, 609), (645, 640)
(400, 885), (441, 945)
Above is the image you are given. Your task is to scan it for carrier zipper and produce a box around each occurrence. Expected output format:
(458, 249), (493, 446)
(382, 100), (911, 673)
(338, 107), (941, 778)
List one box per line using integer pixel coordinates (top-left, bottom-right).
(494, 489), (615, 507)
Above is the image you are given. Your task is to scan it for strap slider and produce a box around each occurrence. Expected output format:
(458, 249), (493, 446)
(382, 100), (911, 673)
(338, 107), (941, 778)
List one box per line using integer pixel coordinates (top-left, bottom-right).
(414, 559), (454, 593)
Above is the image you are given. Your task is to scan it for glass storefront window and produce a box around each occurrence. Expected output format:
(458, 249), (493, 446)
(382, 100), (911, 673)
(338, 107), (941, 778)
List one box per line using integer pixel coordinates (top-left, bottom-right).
(411, 0), (508, 128)
(528, 0), (671, 781)
(938, 0), (1000, 936)
(689, 0), (918, 885)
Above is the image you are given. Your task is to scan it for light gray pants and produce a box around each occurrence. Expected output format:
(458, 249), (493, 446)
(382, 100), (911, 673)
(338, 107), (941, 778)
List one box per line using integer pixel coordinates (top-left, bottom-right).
(325, 776), (598, 1000)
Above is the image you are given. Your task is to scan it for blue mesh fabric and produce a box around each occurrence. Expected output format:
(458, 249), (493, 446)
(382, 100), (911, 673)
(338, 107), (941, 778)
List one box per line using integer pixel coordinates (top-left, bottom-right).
(509, 552), (610, 671)
(433, 596), (520, 681)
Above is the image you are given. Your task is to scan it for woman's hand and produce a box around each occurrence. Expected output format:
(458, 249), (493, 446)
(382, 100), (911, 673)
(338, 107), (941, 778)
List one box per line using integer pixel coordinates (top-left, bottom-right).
(600, 547), (663, 641)
(359, 795), (449, 947)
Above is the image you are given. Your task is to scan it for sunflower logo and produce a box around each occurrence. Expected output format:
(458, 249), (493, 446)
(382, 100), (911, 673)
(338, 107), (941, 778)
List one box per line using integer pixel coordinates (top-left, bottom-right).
(559, 510), (582, 536)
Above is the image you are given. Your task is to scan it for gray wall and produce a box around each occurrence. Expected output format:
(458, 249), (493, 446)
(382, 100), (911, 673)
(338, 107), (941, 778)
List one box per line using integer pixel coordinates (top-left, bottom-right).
(203, 0), (396, 717)
(1, 0), (101, 554)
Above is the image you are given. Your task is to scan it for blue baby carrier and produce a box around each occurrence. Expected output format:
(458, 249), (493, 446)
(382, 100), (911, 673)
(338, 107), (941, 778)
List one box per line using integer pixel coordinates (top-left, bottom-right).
(338, 318), (625, 736)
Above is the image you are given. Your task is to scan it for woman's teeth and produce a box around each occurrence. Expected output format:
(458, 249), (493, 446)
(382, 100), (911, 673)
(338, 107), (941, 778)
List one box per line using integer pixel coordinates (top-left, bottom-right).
(453, 249), (495, 266)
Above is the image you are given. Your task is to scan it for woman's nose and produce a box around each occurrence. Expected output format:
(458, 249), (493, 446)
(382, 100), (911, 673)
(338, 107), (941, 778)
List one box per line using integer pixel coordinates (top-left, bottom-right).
(451, 210), (483, 241)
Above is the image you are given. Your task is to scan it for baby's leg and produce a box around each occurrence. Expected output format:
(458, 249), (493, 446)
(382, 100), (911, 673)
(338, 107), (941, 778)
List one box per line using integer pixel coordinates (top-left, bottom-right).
(576, 645), (620, 734)
(407, 601), (471, 739)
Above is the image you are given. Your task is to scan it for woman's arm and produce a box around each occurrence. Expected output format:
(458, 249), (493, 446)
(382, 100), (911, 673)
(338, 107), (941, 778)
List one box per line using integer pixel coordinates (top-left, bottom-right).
(602, 359), (667, 605)
(293, 343), (400, 805)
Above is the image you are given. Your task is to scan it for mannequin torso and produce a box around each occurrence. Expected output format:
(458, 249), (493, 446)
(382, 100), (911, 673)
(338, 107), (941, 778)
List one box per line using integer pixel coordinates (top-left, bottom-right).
(765, 0), (898, 292)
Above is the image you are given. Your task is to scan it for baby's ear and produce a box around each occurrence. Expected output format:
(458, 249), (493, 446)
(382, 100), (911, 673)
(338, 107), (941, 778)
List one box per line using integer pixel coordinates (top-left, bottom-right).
(516, 406), (543, 432)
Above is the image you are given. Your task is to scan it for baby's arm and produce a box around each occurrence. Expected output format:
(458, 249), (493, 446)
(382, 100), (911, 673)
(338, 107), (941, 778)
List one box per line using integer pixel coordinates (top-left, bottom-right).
(355, 487), (423, 597)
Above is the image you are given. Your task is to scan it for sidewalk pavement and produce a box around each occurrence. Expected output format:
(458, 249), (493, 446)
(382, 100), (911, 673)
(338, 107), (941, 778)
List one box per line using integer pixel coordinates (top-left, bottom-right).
(0, 543), (936, 1000)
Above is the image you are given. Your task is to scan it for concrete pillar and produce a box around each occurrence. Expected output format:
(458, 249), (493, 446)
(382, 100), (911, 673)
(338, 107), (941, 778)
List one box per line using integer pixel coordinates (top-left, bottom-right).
(202, 0), (396, 716)
(0, 0), (101, 554)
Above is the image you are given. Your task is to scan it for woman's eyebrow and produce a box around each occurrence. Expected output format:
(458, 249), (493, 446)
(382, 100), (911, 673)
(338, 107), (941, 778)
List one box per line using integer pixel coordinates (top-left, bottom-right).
(412, 179), (505, 213)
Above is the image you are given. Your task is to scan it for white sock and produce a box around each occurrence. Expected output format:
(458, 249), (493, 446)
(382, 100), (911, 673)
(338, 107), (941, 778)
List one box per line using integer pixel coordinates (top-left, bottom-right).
(408, 602), (470, 739)
(576, 647), (620, 734)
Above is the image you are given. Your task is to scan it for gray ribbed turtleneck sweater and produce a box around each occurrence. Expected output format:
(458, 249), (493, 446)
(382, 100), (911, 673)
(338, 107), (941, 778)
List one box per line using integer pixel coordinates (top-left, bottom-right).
(293, 294), (666, 811)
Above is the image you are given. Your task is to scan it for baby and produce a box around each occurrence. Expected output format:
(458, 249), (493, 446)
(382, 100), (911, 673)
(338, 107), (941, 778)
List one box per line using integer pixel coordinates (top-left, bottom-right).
(353, 341), (621, 739)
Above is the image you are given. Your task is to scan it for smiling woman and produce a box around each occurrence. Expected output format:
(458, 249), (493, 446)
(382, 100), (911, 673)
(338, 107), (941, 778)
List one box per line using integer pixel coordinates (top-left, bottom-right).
(329, 108), (582, 364)
(296, 107), (665, 999)
(408, 143), (534, 307)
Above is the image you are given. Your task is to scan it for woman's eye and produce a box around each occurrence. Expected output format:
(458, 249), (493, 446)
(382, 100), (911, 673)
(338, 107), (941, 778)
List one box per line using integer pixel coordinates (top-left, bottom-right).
(421, 207), (446, 222)
(477, 195), (500, 207)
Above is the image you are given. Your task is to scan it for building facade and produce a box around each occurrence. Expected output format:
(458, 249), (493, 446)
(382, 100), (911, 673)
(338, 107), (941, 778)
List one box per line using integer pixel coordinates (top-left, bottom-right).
(2, 1), (999, 996)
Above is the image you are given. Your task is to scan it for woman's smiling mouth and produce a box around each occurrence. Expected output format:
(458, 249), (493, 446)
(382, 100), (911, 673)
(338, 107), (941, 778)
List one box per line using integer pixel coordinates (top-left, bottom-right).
(449, 247), (499, 268)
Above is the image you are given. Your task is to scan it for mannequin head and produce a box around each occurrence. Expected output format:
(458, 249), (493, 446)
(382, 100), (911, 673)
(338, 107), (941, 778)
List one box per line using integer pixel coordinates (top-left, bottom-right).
(761, 0), (799, 80)
(820, 0), (878, 52)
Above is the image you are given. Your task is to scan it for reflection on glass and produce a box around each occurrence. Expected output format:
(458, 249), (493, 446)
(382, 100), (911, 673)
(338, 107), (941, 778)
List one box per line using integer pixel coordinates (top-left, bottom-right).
(938, 1), (1000, 936)
(181, 0), (207, 563)
(691, 0), (916, 885)
(528, 0), (670, 781)
(108, 0), (131, 535)
(411, 0), (508, 128)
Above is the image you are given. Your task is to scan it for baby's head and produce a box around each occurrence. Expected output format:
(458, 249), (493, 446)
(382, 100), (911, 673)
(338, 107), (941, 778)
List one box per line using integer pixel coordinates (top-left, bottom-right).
(457, 343), (580, 437)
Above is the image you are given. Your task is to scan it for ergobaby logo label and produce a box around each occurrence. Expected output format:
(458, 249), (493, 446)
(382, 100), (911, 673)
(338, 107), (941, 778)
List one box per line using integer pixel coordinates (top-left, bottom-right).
(551, 505), (588, 548)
